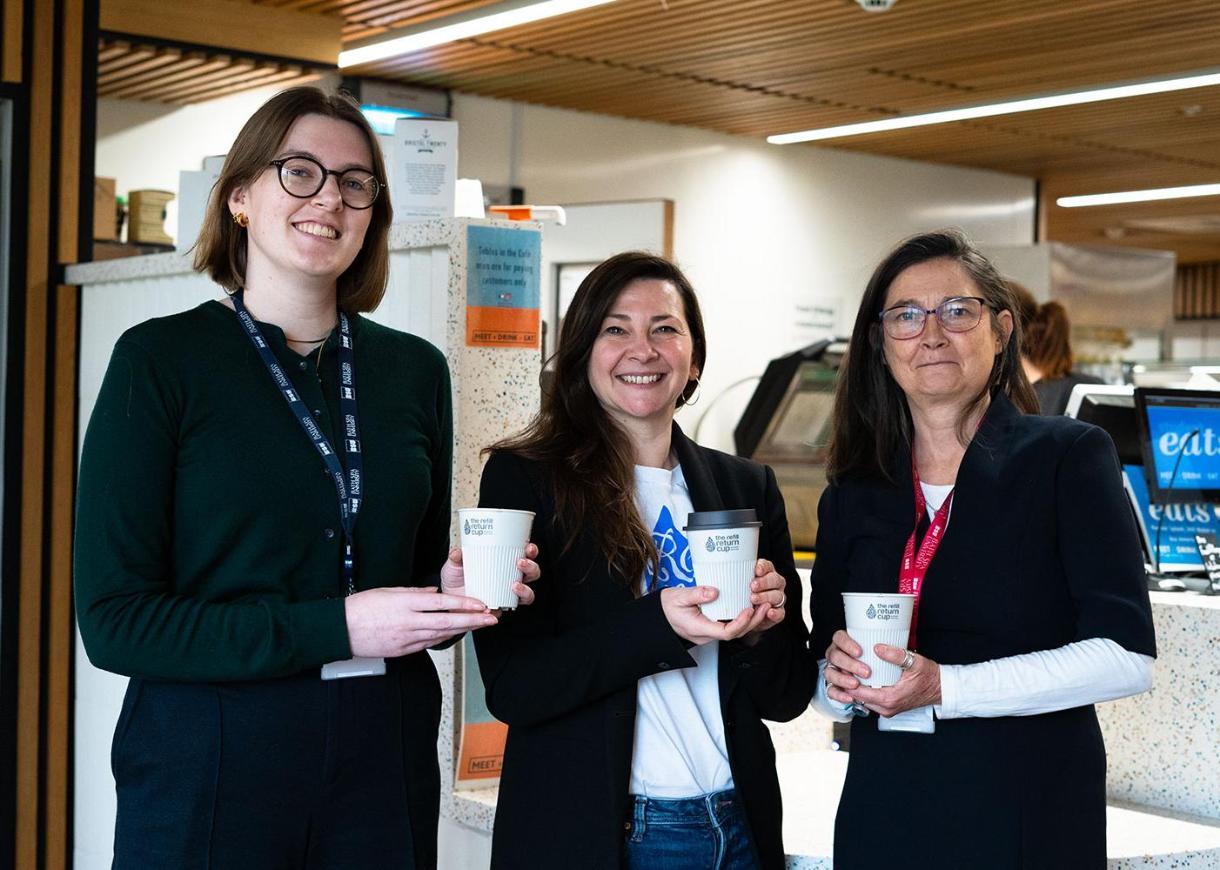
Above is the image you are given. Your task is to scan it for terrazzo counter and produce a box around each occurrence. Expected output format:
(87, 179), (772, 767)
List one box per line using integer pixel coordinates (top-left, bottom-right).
(1098, 592), (1220, 820)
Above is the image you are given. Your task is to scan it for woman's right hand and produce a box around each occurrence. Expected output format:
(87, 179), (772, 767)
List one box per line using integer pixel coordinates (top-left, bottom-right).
(660, 586), (760, 646)
(823, 629), (870, 704)
(345, 587), (499, 658)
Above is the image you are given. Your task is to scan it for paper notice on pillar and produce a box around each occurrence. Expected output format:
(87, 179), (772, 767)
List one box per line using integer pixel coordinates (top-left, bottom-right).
(466, 224), (541, 348)
(455, 633), (507, 788)
(389, 117), (457, 222)
(790, 297), (840, 349)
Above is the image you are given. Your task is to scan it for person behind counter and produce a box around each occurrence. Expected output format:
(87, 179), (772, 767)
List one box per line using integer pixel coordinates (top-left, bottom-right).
(74, 87), (539, 868)
(473, 252), (814, 870)
(810, 230), (1155, 869)
(1009, 279), (1104, 415)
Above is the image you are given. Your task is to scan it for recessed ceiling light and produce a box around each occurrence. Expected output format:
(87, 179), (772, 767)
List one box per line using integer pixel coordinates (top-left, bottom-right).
(1057, 184), (1220, 208)
(767, 69), (1220, 145)
(339, 0), (617, 68)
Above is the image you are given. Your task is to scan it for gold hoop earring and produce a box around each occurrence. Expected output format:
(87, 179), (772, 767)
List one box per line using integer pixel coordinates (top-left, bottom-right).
(683, 377), (702, 407)
(232, 212), (249, 228)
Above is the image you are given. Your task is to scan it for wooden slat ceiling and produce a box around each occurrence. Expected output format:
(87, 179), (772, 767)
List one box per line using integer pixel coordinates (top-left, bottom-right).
(97, 37), (324, 103)
(113, 0), (1220, 261)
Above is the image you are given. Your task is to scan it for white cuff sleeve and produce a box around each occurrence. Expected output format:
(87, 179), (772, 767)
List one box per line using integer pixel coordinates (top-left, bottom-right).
(811, 658), (855, 723)
(934, 637), (1154, 720)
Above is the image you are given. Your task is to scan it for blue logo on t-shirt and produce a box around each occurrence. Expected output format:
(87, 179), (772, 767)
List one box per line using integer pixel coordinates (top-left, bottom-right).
(645, 505), (696, 592)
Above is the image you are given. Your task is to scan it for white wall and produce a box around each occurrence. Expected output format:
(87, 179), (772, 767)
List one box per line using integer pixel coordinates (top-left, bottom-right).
(452, 93), (1035, 450)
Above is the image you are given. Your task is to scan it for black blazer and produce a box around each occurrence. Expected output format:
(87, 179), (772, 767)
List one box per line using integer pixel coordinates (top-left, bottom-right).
(473, 424), (815, 870)
(810, 392), (1156, 869)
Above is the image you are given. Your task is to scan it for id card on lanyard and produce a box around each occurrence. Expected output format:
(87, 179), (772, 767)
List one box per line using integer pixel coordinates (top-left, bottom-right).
(231, 291), (385, 680)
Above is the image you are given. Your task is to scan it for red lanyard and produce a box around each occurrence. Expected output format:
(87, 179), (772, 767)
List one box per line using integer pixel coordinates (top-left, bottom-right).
(898, 456), (954, 650)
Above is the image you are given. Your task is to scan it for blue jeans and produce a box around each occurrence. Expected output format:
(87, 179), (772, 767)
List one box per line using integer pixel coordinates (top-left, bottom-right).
(623, 788), (759, 870)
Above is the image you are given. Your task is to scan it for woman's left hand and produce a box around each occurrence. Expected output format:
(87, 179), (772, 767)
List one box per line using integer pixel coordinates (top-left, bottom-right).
(739, 558), (787, 645)
(439, 543), (542, 609)
(845, 644), (942, 717)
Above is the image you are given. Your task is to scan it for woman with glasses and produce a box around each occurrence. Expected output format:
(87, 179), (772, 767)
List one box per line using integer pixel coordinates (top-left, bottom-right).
(809, 230), (1155, 868)
(75, 87), (537, 868)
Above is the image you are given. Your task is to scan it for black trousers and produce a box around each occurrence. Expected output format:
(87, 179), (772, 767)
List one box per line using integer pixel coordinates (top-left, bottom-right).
(111, 662), (440, 869)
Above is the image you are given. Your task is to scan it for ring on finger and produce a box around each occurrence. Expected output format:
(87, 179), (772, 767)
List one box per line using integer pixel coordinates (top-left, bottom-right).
(899, 649), (916, 670)
(775, 593), (786, 608)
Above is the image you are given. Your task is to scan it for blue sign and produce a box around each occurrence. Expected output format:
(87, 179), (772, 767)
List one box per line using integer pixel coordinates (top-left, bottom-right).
(1144, 404), (1220, 491)
(1123, 463), (1220, 571)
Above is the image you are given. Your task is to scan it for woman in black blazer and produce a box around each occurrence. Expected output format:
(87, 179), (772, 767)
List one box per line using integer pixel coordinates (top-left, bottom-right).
(473, 252), (814, 869)
(812, 231), (1156, 869)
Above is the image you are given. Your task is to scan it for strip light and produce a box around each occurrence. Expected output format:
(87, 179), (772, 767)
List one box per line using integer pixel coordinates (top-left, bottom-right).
(339, 0), (617, 68)
(1057, 184), (1220, 208)
(767, 70), (1220, 145)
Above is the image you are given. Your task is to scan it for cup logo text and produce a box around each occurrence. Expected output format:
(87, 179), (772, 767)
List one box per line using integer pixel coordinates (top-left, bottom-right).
(866, 602), (904, 621)
(464, 517), (495, 537)
(703, 532), (742, 554)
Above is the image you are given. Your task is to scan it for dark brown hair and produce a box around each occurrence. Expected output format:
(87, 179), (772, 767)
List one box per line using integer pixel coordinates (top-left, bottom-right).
(488, 252), (707, 590)
(1009, 280), (1075, 379)
(828, 229), (1038, 483)
(192, 86), (393, 313)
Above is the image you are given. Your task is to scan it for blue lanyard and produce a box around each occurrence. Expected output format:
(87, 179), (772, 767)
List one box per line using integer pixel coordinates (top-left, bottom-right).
(231, 290), (364, 595)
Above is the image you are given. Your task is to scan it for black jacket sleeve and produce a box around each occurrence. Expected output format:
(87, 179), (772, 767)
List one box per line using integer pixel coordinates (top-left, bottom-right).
(808, 482), (846, 662)
(472, 452), (695, 728)
(723, 464), (816, 721)
(1056, 426), (1157, 656)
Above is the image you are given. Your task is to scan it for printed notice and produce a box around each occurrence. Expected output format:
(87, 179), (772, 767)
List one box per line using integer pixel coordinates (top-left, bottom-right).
(466, 225), (541, 349)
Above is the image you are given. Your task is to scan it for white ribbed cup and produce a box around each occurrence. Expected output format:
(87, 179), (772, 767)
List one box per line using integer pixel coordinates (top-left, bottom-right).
(458, 508), (535, 610)
(841, 593), (915, 687)
(687, 526), (760, 621)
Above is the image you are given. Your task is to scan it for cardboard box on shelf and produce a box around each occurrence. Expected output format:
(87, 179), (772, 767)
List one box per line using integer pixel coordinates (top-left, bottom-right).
(128, 189), (175, 246)
(94, 177), (117, 241)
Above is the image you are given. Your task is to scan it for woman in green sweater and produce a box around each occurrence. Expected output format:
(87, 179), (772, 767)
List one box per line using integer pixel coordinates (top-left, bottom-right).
(74, 87), (536, 869)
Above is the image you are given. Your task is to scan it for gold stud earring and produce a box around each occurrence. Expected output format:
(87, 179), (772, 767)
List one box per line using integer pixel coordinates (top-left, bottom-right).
(232, 212), (249, 228)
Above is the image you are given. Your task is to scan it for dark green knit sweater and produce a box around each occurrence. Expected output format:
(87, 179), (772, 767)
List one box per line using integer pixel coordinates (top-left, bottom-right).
(74, 300), (452, 681)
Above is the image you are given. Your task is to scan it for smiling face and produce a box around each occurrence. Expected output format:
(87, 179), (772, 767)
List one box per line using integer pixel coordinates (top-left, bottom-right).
(881, 257), (1013, 414)
(587, 278), (697, 433)
(228, 113), (374, 291)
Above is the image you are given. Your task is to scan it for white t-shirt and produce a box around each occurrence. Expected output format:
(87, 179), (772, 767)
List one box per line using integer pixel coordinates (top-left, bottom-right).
(629, 463), (734, 798)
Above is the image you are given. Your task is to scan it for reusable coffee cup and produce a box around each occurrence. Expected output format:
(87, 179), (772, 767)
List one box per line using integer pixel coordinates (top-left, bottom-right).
(458, 508), (535, 610)
(841, 592), (916, 687)
(684, 509), (762, 621)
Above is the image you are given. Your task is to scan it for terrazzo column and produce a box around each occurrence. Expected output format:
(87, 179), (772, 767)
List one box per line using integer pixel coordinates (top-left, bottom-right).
(381, 220), (544, 830)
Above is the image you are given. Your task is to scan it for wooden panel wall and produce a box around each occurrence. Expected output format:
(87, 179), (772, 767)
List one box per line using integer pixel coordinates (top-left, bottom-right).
(2, 0), (91, 868)
(1177, 262), (1220, 320)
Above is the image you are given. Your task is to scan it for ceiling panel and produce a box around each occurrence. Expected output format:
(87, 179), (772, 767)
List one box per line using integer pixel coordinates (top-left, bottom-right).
(103, 0), (1220, 261)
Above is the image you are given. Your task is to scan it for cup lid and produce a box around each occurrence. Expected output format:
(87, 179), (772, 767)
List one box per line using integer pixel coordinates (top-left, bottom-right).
(683, 508), (761, 531)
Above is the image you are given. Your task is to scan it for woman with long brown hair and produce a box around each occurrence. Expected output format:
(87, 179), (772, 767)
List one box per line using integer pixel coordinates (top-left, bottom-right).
(472, 251), (814, 869)
(810, 230), (1154, 868)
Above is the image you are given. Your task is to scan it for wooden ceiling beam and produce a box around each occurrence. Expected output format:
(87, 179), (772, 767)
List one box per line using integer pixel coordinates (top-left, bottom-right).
(100, 0), (342, 65)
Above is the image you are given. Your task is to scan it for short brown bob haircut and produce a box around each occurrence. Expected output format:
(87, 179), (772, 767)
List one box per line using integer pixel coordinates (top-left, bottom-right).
(192, 87), (393, 313)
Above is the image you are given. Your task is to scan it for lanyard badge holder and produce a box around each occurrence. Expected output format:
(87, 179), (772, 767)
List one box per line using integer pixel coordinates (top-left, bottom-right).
(231, 291), (385, 680)
(878, 457), (952, 735)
